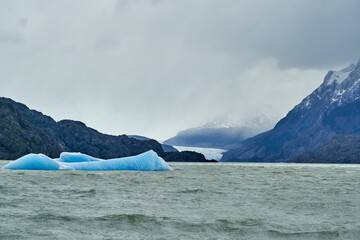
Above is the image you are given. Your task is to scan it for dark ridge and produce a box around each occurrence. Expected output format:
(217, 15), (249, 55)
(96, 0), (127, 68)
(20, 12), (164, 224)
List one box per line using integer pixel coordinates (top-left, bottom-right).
(162, 151), (218, 162)
(0, 97), (205, 161)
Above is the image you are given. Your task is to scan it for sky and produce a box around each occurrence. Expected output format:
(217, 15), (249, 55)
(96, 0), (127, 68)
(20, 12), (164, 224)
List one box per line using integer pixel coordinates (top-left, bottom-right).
(1, 0), (360, 141)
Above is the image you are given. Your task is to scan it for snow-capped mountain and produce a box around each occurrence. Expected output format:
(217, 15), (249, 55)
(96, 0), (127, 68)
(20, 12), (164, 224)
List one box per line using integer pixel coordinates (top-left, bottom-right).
(202, 114), (276, 132)
(295, 61), (359, 113)
(221, 59), (360, 162)
(164, 114), (276, 149)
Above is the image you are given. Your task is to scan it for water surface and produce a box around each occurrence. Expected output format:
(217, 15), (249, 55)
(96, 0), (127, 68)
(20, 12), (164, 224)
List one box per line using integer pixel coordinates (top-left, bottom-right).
(1, 162), (359, 239)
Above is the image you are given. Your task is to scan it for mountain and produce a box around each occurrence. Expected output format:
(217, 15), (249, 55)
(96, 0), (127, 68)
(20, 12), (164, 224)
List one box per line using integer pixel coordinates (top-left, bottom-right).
(0, 99), (62, 159)
(0, 97), (207, 162)
(164, 151), (217, 162)
(129, 135), (178, 152)
(164, 114), (275, 149)
(293, 134), (360, 164)
(221, 59), (360, 162)
(293, 98), (360, 163)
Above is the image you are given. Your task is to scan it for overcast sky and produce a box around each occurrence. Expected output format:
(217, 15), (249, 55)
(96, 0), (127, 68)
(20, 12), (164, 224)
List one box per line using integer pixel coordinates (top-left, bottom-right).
(1, 0), (360, 141)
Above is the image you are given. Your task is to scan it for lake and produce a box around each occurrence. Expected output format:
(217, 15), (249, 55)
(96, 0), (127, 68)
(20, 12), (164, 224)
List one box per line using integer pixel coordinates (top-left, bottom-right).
(1, 162), (359, 239)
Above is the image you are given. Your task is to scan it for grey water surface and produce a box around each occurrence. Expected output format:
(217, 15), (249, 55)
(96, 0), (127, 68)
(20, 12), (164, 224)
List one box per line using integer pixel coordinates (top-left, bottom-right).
(1, 162), (359, 240)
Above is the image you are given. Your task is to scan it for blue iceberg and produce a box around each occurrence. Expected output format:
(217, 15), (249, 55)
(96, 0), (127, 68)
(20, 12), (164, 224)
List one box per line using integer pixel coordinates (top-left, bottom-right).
(2, 150), (173, 171)
(1, 154), (74, 171)
(58, 152), (102, 163)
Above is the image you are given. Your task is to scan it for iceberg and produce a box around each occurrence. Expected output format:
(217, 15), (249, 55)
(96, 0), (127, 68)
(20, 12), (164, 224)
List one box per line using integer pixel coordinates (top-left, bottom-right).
(57, 152), (102, 163)
(2, 150), (173, 171)
(1, 154), (74, 171)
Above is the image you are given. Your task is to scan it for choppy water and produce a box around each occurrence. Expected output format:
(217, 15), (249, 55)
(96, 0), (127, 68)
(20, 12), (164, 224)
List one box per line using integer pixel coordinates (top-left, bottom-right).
(1, 162), (360, 240)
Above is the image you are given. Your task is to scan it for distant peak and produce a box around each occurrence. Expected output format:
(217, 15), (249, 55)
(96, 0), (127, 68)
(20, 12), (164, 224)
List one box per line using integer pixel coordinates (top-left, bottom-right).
(323, 63), (355, 86)
(200, 113), (276, 131)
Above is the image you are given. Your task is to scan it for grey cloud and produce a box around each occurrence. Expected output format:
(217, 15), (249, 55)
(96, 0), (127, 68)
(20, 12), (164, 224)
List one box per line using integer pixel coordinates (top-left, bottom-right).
(18, 18), (28, 27)
(0, 0), (359, 140)
(144, 0), (360, 69)
(0, 31), (24, 44)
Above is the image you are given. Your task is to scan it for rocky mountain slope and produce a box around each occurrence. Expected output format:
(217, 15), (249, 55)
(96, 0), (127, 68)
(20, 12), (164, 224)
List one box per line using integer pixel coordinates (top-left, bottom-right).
(0, 99), (61, 159)
(0, 97), (209, 161)
(129, 135), (178, 152)
(221, 59), (360, 162)
(293, 134), (360, 164)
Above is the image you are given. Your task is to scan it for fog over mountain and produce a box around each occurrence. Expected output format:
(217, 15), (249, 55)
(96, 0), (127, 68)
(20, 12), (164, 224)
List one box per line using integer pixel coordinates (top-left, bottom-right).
(164, 113), (276, 149)
(1, 0), (359, 140)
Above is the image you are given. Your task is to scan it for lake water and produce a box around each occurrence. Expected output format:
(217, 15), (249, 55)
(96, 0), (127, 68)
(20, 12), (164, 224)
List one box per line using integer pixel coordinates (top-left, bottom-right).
(1, 162), (360, 240)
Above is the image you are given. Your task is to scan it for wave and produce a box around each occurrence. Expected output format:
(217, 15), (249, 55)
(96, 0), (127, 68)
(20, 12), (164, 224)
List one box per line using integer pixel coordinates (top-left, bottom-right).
(177, 188), (205, 194)
(29, 213), (80, 222)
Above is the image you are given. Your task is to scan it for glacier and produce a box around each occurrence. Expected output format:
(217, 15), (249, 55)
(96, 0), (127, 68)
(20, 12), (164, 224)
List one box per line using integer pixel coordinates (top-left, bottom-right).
(2, 150), (173, 171)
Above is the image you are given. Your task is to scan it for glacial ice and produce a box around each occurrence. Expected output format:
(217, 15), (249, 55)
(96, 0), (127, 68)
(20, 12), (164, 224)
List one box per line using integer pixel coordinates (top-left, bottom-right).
(57, 152), (102, 163)
(1, 154), (74, 171)
(2, 150), (173, 171)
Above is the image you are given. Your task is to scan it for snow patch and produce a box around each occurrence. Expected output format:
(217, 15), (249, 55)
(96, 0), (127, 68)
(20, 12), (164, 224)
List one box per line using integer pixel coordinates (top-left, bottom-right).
(325, 64), (355, 86)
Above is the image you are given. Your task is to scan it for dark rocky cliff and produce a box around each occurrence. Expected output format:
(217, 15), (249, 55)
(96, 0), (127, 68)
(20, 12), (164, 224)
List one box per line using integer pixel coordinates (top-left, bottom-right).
(0, 97), (206, 161)
(293, 134), (360, 164)
(0, 99), (61, 159)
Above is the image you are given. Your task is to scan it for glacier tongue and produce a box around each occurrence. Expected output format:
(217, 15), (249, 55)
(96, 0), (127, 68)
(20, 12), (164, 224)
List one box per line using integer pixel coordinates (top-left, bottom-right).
(2, 150), (173, 171)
